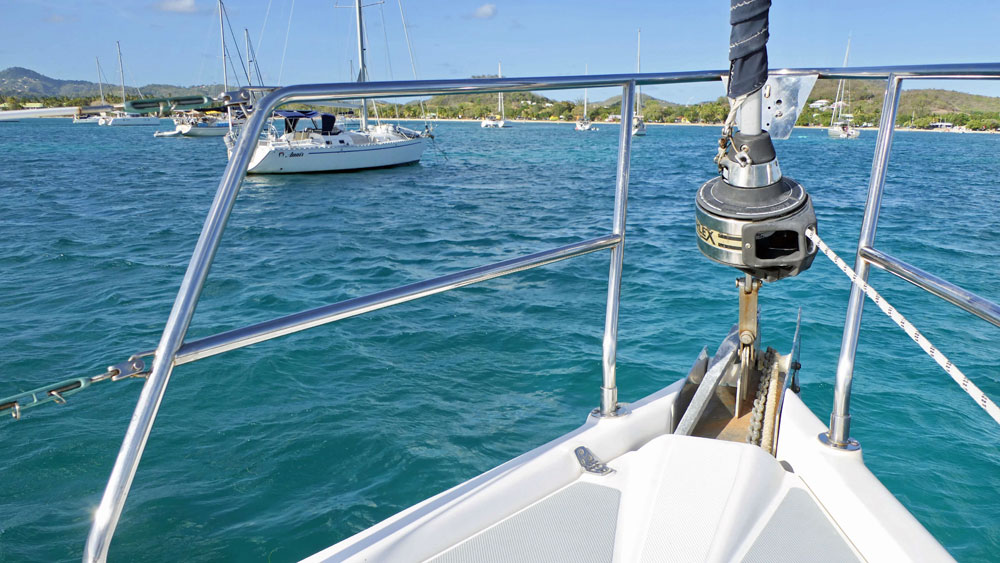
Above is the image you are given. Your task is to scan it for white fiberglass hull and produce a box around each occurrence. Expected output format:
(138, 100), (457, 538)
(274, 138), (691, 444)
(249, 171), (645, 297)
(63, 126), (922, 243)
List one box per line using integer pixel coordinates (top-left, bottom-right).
(247, 138), (426, 174)
(481, 119), (505, 128)
(305, 379), (952, 563)
(72, 116), (101, 124)
(177, 123), (230, 137)
(828, 126), (860, 138)
(100, 115), (161, 126)
(632, 121), (647, 136)
(575, 121), (597, 131)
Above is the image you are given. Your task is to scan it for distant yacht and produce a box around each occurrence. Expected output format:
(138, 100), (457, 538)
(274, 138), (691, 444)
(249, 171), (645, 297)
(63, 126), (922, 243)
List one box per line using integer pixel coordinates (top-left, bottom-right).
(155, 112), (230, 138)
(73, 57), (107, 124)
(98, 41), (160, 126)
(238, 0), (428, 173)
(482, 61), (509, 128)
(575, 64), (598, 131)
(827, 37), (860, 139)
(632, 29), (647, 136)
(157, 1), (243, 139)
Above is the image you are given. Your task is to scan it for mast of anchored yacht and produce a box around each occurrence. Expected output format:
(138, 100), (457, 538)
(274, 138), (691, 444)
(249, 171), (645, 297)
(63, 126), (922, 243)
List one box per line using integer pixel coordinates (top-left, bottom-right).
(636, 29), (643, 117)
(830, 36), (851, 129)
(356, 0), (369, 131)
(498, 61), (504, 121)
(116, 41), (126, 108)
(218, 0), (228, 93)
(96, 57), (106, 105)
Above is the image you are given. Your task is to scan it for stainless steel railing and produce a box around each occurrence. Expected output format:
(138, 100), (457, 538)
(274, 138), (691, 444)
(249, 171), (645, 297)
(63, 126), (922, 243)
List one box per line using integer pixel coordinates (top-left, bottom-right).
(83, 63), (1000, 561)
(825, 69), (1000, 448)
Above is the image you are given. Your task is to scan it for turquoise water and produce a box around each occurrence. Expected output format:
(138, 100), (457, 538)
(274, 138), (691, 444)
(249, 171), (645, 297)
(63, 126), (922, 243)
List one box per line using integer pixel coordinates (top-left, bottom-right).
(1, 119), (998, 561)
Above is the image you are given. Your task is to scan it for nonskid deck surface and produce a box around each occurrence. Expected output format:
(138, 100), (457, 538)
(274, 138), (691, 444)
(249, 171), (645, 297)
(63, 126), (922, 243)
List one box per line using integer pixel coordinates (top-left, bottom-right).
(426, 435), (859, 563)
(305, 378), (952, 563)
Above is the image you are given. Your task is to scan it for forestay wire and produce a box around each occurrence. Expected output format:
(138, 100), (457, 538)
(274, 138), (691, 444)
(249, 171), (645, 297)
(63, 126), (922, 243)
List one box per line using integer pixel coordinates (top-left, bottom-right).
(805, 228), (1000, 426)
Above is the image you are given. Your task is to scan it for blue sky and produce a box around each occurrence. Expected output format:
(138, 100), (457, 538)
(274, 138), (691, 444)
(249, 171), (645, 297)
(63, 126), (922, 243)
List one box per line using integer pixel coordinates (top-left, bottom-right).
(2, 0), (999, 103)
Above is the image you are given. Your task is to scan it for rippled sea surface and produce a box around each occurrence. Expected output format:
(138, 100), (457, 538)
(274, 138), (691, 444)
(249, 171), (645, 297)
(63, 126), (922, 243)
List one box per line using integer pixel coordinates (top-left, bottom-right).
(1, 118), (998, 561)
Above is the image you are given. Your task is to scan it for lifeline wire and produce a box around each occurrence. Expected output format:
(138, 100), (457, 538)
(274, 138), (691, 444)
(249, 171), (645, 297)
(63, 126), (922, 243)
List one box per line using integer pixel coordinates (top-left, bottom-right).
(805, 228), (1000, 425)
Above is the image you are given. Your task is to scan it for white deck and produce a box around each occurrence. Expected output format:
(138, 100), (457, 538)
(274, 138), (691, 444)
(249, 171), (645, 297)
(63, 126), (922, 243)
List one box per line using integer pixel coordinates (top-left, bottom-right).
(303, 382), (952, 562)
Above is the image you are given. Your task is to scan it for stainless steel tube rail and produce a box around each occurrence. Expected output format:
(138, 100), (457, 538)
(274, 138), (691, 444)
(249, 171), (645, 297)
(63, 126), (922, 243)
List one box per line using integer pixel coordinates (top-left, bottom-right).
(171, 235), (621, 365)
(599, 81), (635, 416)
(859, 246), (1000, 329)
(84, 63), (1000, 560)
(826, 66), (1000, 448)
(84, 73), (647, 563)
(219, 63), (1000, 105)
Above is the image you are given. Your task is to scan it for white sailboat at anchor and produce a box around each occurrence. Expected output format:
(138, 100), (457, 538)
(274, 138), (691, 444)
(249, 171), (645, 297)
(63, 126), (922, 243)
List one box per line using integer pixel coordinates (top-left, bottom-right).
(73, 58), (107, 124)
(632, 29), (647, 136)
(828, 37), (860, 139)
(481, 62), (509, 128)
(157, 1), (243, 139)
(241, 0), (428, 174)
(575, 64), (598, 131)
(98, 41), (160, 127)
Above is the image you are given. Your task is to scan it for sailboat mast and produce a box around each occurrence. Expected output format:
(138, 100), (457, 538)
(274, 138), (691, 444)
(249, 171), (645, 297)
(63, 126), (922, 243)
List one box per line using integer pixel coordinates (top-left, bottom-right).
(96, 57), (105, 105)
(498, 61), (504, 119)
(219, 0), (228, 92)
(116, 41), (126, 107)
(583, 63), (588, 117)
(356, 0), (369, 130)
(830, 36), (851, 127)
(636, 29), (642, 114)
(244, 28), (252, 87)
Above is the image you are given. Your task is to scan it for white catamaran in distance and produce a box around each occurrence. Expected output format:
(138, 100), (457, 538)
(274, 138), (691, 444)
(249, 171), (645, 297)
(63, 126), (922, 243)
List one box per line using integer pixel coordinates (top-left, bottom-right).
(632, 29), (647, 136)
(98, 41), (160, 126)
(239, 0), (427, 174)
(575, 64), (598, 131)
(828, 37), (860, 138)
(481, 62), (509, 128)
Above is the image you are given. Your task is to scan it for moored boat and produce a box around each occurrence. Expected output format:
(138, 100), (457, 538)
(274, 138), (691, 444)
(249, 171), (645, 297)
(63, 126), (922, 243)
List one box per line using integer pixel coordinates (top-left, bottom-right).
(827, 37), (861, 139)
(99, 41), (160, 127)
(237, 0), (428, 173)
(481, 62), (509, 128)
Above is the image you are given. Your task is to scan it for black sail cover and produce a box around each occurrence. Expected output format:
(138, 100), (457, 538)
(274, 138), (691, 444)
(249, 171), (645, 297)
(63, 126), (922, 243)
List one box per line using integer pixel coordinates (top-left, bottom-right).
(728, 0), (770, 98)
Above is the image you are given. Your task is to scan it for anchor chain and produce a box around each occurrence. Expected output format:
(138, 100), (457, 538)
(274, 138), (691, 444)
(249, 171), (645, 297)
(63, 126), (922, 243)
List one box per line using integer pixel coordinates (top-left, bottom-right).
(0, 353), (152, 421)
(747, 350), (773, 446)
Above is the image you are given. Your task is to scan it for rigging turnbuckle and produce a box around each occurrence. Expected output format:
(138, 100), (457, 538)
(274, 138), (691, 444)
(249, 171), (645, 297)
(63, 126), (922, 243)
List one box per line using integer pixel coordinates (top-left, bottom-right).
(0, 353), (152, 421)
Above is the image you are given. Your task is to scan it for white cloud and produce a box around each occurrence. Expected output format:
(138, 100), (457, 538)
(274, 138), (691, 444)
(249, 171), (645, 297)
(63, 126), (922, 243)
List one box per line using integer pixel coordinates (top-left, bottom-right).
(156, 0), (198, 13)
(473, 3), (497, 19)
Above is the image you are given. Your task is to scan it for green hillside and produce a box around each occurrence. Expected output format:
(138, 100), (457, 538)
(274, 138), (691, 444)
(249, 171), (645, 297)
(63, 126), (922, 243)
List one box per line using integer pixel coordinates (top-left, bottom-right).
(596, 93), (677, 108)
(4, 66), (999, 130)
(0, 67), (222, 102)
(799, 79), (1000, 129)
